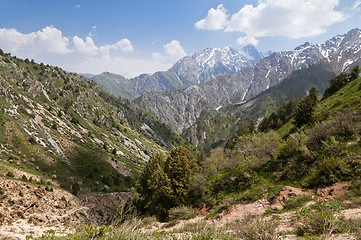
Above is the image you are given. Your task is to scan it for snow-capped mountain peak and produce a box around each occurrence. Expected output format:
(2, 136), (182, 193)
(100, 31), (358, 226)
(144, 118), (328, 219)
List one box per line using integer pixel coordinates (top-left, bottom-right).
(169, 44), (263, 85)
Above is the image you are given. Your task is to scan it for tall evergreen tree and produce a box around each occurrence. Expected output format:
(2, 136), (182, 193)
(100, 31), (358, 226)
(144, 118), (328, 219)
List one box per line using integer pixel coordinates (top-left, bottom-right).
(294, 86), (319, 128)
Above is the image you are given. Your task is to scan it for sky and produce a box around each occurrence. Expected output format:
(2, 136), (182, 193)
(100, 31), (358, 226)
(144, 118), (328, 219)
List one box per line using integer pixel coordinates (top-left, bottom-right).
(0, 0), (360, 78)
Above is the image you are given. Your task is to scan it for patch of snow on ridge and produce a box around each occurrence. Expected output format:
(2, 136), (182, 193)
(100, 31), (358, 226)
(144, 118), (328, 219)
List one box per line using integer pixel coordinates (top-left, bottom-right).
(342, 59), (354, 72)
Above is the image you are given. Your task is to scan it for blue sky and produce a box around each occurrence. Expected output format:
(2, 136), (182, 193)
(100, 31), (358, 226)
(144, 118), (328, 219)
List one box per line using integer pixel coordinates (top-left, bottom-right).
(0, 0), (360, 77)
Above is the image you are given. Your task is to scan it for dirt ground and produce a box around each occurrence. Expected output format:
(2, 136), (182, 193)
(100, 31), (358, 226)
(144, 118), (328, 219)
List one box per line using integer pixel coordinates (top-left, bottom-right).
(0, 173), (359, 240)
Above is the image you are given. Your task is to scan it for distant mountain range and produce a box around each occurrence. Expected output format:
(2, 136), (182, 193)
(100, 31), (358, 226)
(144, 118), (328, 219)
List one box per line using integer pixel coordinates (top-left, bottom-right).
(91, 45), (265, 100)
(135, 28), (361, 137)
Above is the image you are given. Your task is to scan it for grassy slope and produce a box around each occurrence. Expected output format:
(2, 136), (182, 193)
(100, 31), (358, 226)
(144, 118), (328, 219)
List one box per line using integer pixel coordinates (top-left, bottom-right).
(182, 74), (360, 210)
(0, 52), (194, 194)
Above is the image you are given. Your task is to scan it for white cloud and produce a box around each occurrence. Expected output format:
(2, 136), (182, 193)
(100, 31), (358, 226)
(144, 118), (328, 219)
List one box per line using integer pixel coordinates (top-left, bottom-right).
(236, 35), (259, 46)
(152, 40), (186, 64)
(0, 26), (72, 55)
(195, 4), (229, 30)
(152, 52), (166, 62)
(164, 40), (186, 61)
(67, 56), (172, 78)
(73, 36), (98, 55)
(196, 0), (345, 46)
(72, 35), (133, 57)
(352, 0), (361, 10)
(99, 39), (134, 57)
(74, 4), (81, 9)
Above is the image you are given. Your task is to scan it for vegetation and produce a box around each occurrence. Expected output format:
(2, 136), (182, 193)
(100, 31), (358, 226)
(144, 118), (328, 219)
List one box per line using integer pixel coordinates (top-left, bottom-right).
(0, 49), (196, 198)
(134, 147), (200, 220)
(322, 65), (360, 99)
(259, 97), (298, 132)
(128, 68), (361, 223)
(293, 86), (319, 127)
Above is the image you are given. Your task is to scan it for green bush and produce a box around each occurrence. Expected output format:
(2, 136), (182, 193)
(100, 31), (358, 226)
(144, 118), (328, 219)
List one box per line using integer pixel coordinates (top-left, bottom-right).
(232, 216), (279, 240)
(6, 171), (15, 178)
(169, 206), (196, 221)
(134, 147), (200, 221)
(283, 194), (312, 211)
(296, 201), (346, 236)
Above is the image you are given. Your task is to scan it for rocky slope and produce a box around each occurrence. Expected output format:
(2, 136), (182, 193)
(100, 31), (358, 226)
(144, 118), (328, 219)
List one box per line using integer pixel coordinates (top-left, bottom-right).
(0, 50), (193, 197)
(92, 45), (263, 100)
(136, 28), (361, 135)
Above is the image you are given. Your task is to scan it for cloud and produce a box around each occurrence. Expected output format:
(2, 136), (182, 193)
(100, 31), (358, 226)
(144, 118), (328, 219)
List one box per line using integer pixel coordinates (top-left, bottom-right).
(352, 0), (361, 10)
(73, 36), (98, 55)
(152, 52), (165, 62)
(195, 4), (229, 30)
(0, 26), (181, 78)
(73, 4), (81, 9)
(72, 36), (133, 57)
(67, 56), (172, 78)
(236, 35), (259, 46)
(164, 40), (186, 61)
(153, 40), (186, 64)
(0, 26), (72, 55)
(196, 0), (345, 46)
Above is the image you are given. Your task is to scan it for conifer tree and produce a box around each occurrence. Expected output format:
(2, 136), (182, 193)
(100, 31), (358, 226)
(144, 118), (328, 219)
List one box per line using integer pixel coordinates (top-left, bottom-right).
(294, 86), (319, 127)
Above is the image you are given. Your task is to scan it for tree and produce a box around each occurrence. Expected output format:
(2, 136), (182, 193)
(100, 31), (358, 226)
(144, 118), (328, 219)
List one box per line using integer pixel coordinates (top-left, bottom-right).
(323, 65), (360, 99)
(259, 97), (298, 132)
(350, 65), (360, 81)
(322, 73), (349, 99)
(134, 147), (199, 220)
(164, 147), (200, 206)
(294, 86), (319, 127)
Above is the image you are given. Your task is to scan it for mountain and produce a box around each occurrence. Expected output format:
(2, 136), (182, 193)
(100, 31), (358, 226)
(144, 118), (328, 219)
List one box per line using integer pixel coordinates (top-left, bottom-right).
(91, 45), (263, 100)
(184, 46), (361, 149)
(168, 45), (263, 86)
(78, 73), (95, 79)
(135, 28), (361, 137)
(0, 50), (194, 197)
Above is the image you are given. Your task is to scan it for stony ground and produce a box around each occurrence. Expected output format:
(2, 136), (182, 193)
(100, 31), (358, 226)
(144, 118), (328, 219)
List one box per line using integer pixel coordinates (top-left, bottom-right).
(0, 165), (359, 240)
(0, 164), (129, 240)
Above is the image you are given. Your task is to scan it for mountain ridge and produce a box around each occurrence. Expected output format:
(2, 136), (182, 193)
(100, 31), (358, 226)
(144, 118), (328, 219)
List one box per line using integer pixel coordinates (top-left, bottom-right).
(136, 28), (361, 136)
(91, 45), (264, 100)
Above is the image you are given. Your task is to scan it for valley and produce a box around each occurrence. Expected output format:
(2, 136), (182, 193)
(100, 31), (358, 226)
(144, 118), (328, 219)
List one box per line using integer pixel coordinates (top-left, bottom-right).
(1, 25), (361, 240)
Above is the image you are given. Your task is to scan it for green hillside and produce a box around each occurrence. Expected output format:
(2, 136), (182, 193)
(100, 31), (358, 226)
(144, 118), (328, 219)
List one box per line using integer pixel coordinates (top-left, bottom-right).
(0, 50), (193, 195)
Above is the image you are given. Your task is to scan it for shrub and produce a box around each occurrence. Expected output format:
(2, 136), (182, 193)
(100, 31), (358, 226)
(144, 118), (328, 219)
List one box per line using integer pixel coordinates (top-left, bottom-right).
(331, 110), (360, 139)
(28, 136), (37, 144)
(296, 201), (346, 236)
(283, 194), (312, 211)
(348, 180), (361, 197)
(232, 216), (280, 240)
(169, 206), (195, 221)
(6, 171), (14, 178)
